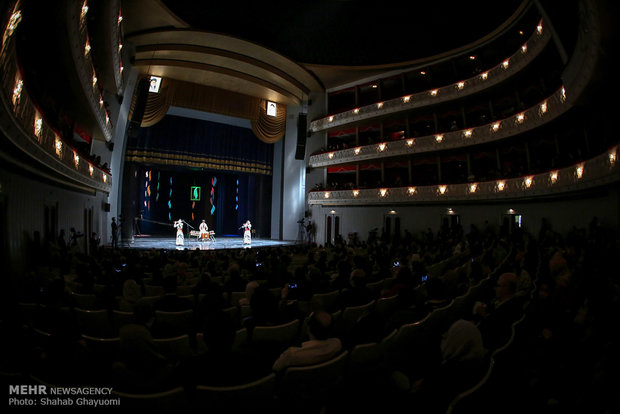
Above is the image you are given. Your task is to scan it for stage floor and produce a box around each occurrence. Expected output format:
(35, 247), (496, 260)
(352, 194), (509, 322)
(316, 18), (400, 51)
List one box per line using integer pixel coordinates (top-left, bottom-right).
(122, 234), (296, 251)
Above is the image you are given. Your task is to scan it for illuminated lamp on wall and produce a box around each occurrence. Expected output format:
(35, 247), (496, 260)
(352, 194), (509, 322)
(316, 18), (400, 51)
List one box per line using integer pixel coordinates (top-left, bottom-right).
(539, 101), (548, 115)
(149, 76), (162, 93)
(54, 134), (62, 157)
(575, 164), (584, 179)
(549, 171), (558, 184)
(12, 76), (23, 107)
(34, 110), (43, 140)
(266, 100), (277, 117)
(608, 148), (616, 167)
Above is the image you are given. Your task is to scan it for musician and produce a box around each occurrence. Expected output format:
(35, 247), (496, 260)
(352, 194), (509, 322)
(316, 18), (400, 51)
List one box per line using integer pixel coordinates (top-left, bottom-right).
(199, 219), (209, 241)
(242, 220), (252, 245)
(174, 219), (184, 246)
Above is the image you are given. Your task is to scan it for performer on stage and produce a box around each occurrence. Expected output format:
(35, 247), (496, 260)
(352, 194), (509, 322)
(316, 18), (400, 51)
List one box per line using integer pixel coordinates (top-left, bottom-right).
(242, 220), (252, 245)
(174, 219), (184, 246)
(199, 219), (209, 241)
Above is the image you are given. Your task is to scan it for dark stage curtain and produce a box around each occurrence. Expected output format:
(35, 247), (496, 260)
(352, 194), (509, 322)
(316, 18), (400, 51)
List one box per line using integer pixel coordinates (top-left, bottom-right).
(125, 114), (273, 175)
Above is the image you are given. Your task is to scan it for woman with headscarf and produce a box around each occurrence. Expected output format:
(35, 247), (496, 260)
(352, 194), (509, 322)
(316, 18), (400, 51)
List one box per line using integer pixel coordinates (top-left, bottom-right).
(408, 319), (489, 413)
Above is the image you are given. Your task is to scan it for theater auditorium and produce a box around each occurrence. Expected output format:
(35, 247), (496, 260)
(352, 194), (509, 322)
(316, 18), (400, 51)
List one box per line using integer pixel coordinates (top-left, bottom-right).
(0, 0), (618, 412)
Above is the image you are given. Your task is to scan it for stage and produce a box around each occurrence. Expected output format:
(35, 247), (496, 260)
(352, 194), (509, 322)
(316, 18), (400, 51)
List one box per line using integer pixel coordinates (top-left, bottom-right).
(120, 234), (296, 251)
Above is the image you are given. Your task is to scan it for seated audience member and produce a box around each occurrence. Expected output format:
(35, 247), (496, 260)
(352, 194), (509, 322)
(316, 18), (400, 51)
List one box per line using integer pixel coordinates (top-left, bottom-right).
(381, 265), (418, 299)
(238, 280), (260, 306)
(272, 311), (342, 372)
(151, 274), (193, 337)
(473, 272), (523, 350)
(117, 279), (143, 312)
(283, 267), (313, 302)
(422, 276), (451, 313)
(193, 274), (228, 329)
(113, 301), (176, 392)
(408, 319), (488, 413)
(243, 284), (288, 333)
(153, 275), (193, 312)
(223, 262), (248, 301)
(335, 268), (375, 311)
(331, 260), (353, 292)
(179, 310), (270, 396)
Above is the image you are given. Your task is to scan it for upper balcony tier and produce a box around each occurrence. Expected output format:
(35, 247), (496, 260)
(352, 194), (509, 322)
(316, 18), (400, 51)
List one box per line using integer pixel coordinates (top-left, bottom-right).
(310, 19), (550, 134)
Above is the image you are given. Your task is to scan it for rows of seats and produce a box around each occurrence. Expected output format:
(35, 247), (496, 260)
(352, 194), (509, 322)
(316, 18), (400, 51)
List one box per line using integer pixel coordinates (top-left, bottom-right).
(12, 239), (524, 412)
(100, 246), (527, 413)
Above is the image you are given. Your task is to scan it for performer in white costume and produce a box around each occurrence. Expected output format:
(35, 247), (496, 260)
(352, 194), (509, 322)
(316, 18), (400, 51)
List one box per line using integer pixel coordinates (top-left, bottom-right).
(242, 220), (252, 245)
(174, 219), (184, 246)
(199, 219), (209, 241)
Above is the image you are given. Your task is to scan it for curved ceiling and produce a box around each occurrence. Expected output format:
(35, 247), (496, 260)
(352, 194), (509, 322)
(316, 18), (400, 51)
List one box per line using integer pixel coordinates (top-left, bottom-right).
(122, 0), (527, 106)
(161, 0), (526, 66)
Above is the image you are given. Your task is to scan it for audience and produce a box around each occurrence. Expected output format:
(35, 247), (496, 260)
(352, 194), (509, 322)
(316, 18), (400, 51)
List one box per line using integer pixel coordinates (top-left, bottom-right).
(8, 219), (617, 413)
(113, 301), (177, 392)
(117, 279), (143, 312)
(153, 274), (193, 312)
(473, 272), (523, 350)
(408, 319), (489, 413)
(334, 268), (374, 311)
(179, 310), (270, 396)
(272, 311), (342, 372)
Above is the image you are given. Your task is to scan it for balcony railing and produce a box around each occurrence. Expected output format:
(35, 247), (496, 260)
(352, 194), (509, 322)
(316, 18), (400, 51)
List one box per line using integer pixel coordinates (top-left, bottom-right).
(0, 3), (112, 193)
(309, 86), (567, 168)
(310, 19), (551, 133)
(308, 147), (619, 206)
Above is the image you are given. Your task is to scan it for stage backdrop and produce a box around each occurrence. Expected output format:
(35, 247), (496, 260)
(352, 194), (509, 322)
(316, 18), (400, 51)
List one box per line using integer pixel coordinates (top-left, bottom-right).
(124, 114), (273, 238)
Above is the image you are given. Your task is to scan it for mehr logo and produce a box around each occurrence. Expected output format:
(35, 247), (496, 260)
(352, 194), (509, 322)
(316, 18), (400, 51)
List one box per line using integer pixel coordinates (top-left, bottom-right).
(9, 385), (47, 395)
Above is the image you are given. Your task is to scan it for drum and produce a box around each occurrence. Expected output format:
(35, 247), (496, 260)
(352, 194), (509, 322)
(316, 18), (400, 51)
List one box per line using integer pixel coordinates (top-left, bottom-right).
(201, 232), (209, 240)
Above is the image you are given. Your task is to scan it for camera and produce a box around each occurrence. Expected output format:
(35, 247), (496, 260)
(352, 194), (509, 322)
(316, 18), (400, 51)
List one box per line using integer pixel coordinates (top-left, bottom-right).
(421, 274), (428, 283)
